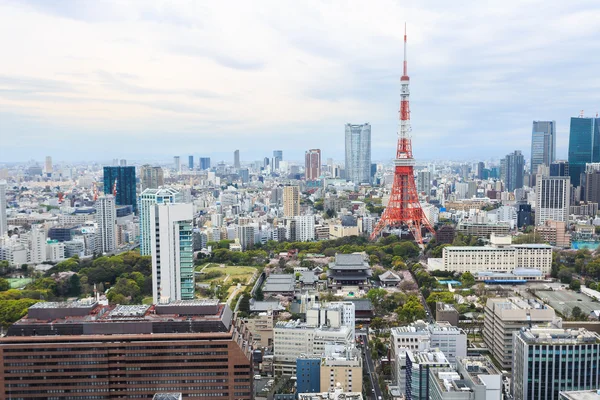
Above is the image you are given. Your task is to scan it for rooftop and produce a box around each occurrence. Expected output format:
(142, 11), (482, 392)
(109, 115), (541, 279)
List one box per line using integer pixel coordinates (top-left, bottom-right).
(298, 390), (363, 400)
(263, 274), (295, 293)
(433, 370), (472, 393)
(560, 390), (600, 400)
(518, 327), (600, 345)
(329, 253), (369, 270)
(408, 350), (450, 365)
(8, 300), (233, 337)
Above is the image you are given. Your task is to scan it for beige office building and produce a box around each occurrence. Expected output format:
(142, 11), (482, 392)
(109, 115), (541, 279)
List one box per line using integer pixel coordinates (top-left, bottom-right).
(283, 186), (300, 217)
(483, 297), (556, 369)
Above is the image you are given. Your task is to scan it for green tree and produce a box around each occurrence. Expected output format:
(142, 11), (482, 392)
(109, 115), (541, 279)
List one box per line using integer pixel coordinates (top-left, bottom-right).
(0, 278), (9, 292)
(0, 298), (40, 327)
(572, 306), (584, 320)
(570, 279), (581, 291)
(366, 288), (388, 314)
(397, 297), (426, 323)
(460, 272), (475, 288)
(238, 295), (250, 313)
(254, 287), (264, 301)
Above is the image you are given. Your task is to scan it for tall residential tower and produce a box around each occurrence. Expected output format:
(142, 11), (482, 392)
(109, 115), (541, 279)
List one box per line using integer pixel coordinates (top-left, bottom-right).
(305, 149), (321, 180)
(150, 202), (194, 303)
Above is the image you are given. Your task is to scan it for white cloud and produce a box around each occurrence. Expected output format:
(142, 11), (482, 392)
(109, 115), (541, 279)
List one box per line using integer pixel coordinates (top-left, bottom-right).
(1, 0), (600, 162)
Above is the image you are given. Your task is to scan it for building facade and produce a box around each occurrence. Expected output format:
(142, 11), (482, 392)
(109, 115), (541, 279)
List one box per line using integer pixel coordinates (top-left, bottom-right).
(531, 120), (556, 176)
(305, 149), (322, 181)
(234, 150), (240, 169)
(483, 298), (556, 370)
(103, 166), (137, 213)
(513, 327), (600, 400)
(150, 202), (194, 304)
(0, 180), (6, 236)
(283, 186), (300, 217)
(139, 188), (180, 256)
(568, 116), (600, 187)
(95, 195), (116, 254)
(344, 123), (371, 185)
(0, 301), (252, 400)
(535, 176), (570, 225)
(200, 157), (211, 170)
(503, 150), (525, 192)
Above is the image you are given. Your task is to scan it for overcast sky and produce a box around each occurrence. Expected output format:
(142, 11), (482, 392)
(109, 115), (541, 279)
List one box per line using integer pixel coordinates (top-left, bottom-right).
(1, 0), (600, 164)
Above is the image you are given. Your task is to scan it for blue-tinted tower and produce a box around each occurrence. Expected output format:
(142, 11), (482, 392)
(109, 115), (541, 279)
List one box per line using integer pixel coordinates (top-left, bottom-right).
(103, 166), (137, 214)
(188, 155), (194, 170)
(568, 116), (600, 187)
(296, 358), (320, 394)
(199, 157), (211, 170)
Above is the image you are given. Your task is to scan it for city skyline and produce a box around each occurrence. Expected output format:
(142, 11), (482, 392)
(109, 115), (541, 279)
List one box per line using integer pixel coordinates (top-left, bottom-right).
(1, 1), (600, 162)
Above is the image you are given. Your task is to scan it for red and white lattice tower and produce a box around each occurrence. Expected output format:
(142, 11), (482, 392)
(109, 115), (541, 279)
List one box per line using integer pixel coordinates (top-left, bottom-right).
(370, 25), (434, 244)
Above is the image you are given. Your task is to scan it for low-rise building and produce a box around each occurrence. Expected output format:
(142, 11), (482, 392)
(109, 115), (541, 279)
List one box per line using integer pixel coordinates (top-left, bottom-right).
(327, 253), (372, 290)
(245, 312), (274, 348)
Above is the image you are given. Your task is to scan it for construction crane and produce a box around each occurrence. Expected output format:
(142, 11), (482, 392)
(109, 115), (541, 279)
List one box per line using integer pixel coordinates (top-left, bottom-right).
(112, 179), (118, 197)
(92, 182), (99, 201)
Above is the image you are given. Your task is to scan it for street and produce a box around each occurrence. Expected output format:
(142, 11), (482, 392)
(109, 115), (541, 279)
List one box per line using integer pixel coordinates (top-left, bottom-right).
(358, 329), (383, 400)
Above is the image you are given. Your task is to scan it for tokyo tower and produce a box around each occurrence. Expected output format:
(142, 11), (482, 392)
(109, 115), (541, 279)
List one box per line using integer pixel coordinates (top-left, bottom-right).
(370, 25), (434, 244)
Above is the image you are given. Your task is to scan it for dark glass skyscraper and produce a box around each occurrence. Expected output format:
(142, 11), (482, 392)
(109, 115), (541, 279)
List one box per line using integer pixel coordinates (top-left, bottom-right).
(568, 116), (600, 187)
(188, 155), (194, 170)
(103, 166), (137, 213)
(503, 150), (524, 192)
(550, 160), (569, 177)
(530, 120), (556, 175)
(199, 157), (211, 170)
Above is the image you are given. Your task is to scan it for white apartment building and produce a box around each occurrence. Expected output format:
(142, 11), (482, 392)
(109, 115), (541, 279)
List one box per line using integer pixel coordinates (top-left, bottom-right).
(390, 321), (467, 391)
(535, 176), (569, 226)
(46, 240), (65, 262)
(29, 225), (47, 264)
(295, 215), (315, 241)
(441, 233), (552, 275)
(307, 302), (355, 341)
(95, 195), (116, 254)
(150, 202), (194, 304)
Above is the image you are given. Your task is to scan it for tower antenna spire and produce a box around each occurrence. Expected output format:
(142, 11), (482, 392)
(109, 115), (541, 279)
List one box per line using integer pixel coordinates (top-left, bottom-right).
(403, 23), (408, 77)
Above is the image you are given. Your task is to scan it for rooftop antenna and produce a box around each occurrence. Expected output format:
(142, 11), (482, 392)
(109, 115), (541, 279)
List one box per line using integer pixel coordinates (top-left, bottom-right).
(580, 110), (585, 118)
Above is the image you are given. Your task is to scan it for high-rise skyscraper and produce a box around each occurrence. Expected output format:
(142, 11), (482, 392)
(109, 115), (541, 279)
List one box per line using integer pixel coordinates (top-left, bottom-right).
(239, 168), (249, 184)
(503, 150), (525, 192)
(151, 202), (194, 304)
(283, 186), (300, 217)
(139, 188), (180, 256)
(344, 123), (371, 184)
(273, 150), (283, 168)
(199, 157), (211, 170)
(103, 166), (137, 213)
(416, 170), (431, 195)
(584, 163), (600, 204)
(530, 120), (556, 176)
(305, 149), (321, 180)
(44, 156), (53, 177)
(568, 115), (600, 187)
(512, 327), (600, 400)
(95, 195), (116, 254)
(535, 176), (570, 225)
(173, 156), (180, 171)
(0, 180), (7, 236)
(188, 155), (194, 170)
(234, 150), (240, 169)
(119, 159), (127, 167)
(550, 160), (569, 177)
(140, 165), (164, 190)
